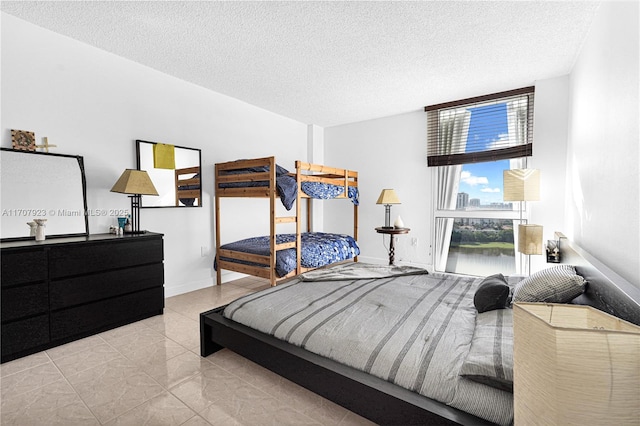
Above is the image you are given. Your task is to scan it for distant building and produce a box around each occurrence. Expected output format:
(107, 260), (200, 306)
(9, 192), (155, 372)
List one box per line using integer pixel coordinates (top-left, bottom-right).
(469, 198), (480, 207)
(456, 192), (469, 210)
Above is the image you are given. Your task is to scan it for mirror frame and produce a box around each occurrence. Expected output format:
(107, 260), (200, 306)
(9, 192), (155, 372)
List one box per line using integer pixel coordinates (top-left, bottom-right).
(135, 139), (202, 208)
(0, 147), (90, 242)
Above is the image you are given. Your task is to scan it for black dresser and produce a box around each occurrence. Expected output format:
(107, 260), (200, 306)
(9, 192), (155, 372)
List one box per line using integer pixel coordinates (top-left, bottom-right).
(1, 232), (164, 363)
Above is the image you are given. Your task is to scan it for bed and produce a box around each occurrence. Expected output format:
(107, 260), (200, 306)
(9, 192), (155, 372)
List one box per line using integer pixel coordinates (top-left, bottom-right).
(201, 236), (640, 425)
(214, 156), (359, 286)
(175, 166), (200, 206)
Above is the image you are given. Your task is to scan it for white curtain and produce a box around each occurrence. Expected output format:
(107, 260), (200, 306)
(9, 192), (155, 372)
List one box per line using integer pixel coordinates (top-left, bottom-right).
(433, 108), (471, 272)
(507, 97), (529, 274)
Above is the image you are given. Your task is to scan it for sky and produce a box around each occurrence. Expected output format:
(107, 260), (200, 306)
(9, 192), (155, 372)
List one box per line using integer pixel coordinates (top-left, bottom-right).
(457, 103), (510, 205)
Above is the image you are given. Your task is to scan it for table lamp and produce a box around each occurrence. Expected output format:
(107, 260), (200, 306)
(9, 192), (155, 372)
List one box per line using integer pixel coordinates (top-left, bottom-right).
(110, 169), (158, 234)
(376, 189), (401, 229)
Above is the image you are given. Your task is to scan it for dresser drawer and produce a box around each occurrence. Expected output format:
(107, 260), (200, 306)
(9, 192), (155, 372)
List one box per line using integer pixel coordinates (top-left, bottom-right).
(1, 315), (50, 358)
(1, 248), (47, 286)
(50, 286), (164, 341)
(1, 233), (164, 363)
(1, 282), (49, 322)
(49, 238), (163, 278)
(50, 263), (164, 310)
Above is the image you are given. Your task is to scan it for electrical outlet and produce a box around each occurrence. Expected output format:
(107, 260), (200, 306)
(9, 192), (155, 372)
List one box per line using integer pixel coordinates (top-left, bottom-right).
(411, 237), (418, 246)
(201, 246), (207, 257)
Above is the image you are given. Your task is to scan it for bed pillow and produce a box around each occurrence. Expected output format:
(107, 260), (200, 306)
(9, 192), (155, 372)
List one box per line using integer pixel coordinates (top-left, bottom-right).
(460, 309), (513, 392)
(473, 273), (511, 313)
(512, 265), (586, 303)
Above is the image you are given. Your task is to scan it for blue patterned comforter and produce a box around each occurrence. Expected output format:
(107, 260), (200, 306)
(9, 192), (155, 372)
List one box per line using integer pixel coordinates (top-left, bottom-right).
(215, 232), (360, 277)
(301, 182), (359, 206)
(218, 164), (359, 210)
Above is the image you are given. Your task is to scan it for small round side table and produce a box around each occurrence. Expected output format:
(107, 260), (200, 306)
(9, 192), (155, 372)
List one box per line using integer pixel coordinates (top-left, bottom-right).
(375, 227), (410, 265)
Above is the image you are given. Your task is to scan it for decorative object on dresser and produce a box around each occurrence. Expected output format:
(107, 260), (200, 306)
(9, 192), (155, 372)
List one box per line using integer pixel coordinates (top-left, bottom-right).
(27, 221), (38, 237)
(110, 169), (159, 234)
(11, 129), (36, 151)
(33, 218), (47, 241)
(376, 188), (401, 229)
(0, 232), (164, 363)
(513, 302), (640, 425)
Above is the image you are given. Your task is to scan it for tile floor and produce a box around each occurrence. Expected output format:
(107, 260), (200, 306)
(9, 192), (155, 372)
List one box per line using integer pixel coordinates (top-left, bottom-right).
(0, 277), (375, 425)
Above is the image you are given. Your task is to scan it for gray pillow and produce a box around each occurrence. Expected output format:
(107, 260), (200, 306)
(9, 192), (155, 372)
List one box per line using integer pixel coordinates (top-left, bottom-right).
(460, 309), (513, 392)
(474, 273), (511, 313)
(513, 265), (586, 303)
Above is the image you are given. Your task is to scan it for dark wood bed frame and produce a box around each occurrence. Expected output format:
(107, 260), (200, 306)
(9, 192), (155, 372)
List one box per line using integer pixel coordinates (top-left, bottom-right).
(200, 235), (640, 425)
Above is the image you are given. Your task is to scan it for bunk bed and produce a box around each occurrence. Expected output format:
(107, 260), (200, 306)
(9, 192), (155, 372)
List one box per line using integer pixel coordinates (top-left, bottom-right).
(214, 156), (359, 286)
(200, 237), (640, 425)
(175, 166), (200, 206)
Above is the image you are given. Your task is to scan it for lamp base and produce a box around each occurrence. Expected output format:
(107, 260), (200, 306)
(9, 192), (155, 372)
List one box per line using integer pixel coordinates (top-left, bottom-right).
(124, 230), (147, 235)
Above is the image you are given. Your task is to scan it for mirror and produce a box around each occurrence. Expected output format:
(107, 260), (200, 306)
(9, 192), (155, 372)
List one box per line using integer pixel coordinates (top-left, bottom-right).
(136, 140), (202, 208)
(1, 148), (89, 241)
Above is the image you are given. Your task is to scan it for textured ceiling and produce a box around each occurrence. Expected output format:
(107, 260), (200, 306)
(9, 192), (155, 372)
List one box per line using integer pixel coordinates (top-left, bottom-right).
(1, 1), (601, 127)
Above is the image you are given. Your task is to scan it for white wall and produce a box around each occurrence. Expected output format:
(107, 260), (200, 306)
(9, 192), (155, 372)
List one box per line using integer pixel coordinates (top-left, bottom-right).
(325, 111), (430, 267)
(324, 77), (570, 271)
(566, 1), (639, 288)
(307, 124), (324, 231)
(1, 13), (308, 296)
(529, 76), (570, 273)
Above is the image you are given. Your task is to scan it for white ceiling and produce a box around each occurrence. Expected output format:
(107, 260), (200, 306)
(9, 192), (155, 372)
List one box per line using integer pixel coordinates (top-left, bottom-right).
(1, 1), (601, 127)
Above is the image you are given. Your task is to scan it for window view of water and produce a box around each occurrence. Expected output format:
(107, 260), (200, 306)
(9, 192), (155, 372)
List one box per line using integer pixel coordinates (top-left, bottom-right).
(446, 246), (516, 276)
(445, 218), (516, 276)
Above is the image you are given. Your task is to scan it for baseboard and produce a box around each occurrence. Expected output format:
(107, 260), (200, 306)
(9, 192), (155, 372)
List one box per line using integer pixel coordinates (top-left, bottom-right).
(164, 278), (214, 298)
(357, 256), (431, 271)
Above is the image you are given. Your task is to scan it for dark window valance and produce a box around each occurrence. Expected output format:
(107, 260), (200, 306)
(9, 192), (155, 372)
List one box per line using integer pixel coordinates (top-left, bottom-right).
(425, 87), (535, 167)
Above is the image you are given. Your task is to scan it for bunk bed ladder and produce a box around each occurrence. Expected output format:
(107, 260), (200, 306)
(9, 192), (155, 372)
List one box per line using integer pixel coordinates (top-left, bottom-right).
(214, 163), (222, 286)
(296, 161), (302, 276)
(269, 157), (278, 286)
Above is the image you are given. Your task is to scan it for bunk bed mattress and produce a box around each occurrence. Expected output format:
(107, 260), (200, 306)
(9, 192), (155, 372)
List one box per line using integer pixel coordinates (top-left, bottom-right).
(177, 172), (200, 206)
(223, 268), (514, 425)
(217, 232), (360, 277)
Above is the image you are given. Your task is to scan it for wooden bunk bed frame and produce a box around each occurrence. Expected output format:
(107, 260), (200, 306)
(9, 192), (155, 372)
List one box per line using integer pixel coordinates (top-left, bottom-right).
(214, 156), (358, 286)
(175, 166), (201, 206)
(201, 236), (640, 425)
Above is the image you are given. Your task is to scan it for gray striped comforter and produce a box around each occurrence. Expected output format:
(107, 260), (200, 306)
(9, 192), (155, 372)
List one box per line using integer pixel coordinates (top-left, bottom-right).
(224, 268), (514, 425)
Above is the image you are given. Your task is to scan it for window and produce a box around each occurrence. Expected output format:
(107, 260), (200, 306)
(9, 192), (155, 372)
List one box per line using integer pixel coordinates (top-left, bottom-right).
(425, 87), (535, 275)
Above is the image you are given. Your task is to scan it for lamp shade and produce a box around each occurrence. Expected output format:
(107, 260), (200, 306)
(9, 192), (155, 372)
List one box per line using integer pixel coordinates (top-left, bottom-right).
(513, 303), (640, 425)
(503, 169), (540, 202)
(518, 224), (543, 255)
(376, 189), (401, 205)
(110, 169), (159, 195)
